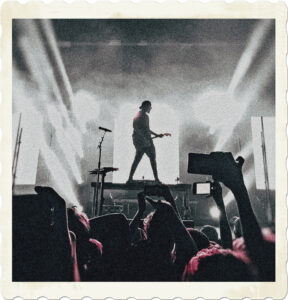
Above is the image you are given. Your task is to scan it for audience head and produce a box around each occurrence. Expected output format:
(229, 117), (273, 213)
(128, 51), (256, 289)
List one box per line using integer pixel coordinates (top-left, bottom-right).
(200, 225), (219, 243)
(67, 207), (90, 241)
(187, 228), (209, 251)
(183, 247), (251, 281)
(90, 213), (131, 257)
(139, 100), (152, 113)
(25, 181), (274, 282)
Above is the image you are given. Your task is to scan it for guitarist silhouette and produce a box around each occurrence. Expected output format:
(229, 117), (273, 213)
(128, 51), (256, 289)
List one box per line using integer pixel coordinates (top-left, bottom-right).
(126, 100), (171, 184)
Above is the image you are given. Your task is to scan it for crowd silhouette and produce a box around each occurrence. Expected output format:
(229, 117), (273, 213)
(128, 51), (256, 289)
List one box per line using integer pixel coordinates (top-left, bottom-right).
(13, 152), (275, 282)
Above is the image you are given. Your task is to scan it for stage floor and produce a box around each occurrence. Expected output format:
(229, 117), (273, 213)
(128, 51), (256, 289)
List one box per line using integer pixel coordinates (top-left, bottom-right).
(91, 182), (191, 192)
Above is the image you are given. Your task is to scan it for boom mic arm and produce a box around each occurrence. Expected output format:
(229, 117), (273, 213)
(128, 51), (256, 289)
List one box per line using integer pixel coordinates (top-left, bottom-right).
(99, 126), (112, 132)
(90, 167), (119, 174)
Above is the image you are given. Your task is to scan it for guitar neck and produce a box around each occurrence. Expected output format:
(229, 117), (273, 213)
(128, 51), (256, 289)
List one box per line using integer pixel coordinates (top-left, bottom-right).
(152, 133), (171, 139)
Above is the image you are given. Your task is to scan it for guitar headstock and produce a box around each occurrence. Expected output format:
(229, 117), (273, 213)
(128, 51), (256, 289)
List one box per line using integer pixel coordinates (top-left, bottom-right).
(163, 133), (171, 137)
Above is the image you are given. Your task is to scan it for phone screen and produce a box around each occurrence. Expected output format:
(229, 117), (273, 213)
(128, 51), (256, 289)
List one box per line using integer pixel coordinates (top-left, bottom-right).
(195, 182), (211, 194)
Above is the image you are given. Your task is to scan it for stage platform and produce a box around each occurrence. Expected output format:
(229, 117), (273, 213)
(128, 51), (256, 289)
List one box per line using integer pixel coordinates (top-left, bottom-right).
(91, 181), (192, 192)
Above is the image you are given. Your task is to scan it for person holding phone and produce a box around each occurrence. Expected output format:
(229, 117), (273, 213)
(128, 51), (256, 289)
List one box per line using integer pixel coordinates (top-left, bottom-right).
(127, 100), (163, 184)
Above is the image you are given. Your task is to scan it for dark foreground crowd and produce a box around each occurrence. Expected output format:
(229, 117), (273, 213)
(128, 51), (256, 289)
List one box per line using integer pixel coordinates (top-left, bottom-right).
(13, 153), (275, 282)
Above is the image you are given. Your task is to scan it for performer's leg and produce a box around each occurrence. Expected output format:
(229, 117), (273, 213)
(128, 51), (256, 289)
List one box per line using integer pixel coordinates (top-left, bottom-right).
(146, 144), (161, 182)
(127, 149), (144, 181)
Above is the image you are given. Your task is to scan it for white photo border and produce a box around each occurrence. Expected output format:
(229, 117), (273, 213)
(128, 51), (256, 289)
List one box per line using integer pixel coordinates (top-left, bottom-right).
(0, 1), (287, 299)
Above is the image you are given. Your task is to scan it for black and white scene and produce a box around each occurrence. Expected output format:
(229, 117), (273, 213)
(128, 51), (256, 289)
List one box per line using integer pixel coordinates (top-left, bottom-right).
(12, 19), (275, 282)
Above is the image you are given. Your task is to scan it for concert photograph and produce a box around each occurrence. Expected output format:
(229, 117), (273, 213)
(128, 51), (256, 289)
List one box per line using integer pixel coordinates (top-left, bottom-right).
(12, 18), (276, 283)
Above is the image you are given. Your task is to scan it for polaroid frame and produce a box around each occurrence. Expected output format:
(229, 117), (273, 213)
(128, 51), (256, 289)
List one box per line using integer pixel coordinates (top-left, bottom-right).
(0, 1), (287, 299)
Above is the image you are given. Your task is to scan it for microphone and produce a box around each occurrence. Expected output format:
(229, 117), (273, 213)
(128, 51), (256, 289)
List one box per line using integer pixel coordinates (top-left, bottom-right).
(99, 126), (112, 132)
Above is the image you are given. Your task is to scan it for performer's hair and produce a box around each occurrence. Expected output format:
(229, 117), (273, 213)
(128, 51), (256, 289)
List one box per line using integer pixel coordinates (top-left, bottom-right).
(139, 100), (151, 109)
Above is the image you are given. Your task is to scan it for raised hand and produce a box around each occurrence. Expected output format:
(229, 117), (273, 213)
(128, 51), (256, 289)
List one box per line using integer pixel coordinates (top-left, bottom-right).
(137, 192), (146, 213)
(211, 181), (233, 249)
(161, 184), (180, 216)
(210, 152), (245, 190)
(146, 196), (163, 209)
(146, 197), (173, 212)
(130, 192), (147, 243)
(211, 181), (224, 209)
(146, 195), (198, 277)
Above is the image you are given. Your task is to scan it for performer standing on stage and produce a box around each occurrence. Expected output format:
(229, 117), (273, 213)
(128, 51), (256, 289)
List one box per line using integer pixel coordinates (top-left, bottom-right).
(127, 100), (164, 184)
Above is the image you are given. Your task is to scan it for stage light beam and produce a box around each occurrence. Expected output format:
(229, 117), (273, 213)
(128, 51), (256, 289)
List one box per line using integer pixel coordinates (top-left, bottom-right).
(228, 20), (273, 94)
(13, 19), (89, 209)
(193, 20), (274, 152)
(192, 90), (246, 136)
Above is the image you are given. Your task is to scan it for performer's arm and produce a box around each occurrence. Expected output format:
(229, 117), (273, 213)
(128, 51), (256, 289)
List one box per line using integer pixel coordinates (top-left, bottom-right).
(150, 129), (164, 137)
(150, 130), (158, 136)
(144, 115), (162, 138)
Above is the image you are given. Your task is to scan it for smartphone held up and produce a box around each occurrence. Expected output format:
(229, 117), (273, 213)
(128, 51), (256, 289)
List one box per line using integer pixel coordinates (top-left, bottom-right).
(193, 182), (213, 195)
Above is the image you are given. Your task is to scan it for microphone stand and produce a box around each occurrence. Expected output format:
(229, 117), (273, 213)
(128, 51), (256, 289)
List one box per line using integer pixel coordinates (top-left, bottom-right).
(92, 131), (106, 217)
(99, 171), (106, 216)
